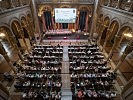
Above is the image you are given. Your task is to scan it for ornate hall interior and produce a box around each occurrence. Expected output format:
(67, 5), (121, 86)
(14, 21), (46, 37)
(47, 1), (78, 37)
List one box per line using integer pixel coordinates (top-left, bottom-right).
(0, 0), (133, 100)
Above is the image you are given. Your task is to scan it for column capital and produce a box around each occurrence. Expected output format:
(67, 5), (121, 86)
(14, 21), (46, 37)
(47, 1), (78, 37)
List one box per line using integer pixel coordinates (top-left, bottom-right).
(116, 0), (122, 9)
(10, 0), (15, 8)
(128, 2), (133, 12)
(19, 0), (23, 6)
(107, 0), (112, 7)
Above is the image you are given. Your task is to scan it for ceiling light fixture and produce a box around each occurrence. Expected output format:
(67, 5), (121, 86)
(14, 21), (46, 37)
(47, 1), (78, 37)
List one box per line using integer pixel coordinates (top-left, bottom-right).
(124, 32), (133, 38)
(0, 32), (5, 37)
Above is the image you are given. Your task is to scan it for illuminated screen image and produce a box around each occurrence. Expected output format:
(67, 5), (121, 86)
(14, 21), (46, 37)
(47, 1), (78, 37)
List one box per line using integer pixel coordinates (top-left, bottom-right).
(54, 8), (77, 23)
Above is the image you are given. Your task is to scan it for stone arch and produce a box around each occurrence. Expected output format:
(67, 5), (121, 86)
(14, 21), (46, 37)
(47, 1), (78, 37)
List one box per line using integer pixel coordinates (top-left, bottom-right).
(26, 13), (34, 36)
(115, 26), (133, 53)
(60, 5), (71, 8)
(78, 5), (92, 16)
(26, 11), (31, 16)
(119, 23), (133, 34)
(110, 17), (121, 26)
(100, 16), (110, 45)
(96, 14), (104, 33)
(99, 14), (104, 22)
(10, 20), (23, 47)
(0, 23), (14, 37)
(9, 17), (21, 28)
(38, 5), (53, 16)
(20, 16), (30, 38)
(19, 14), (26, 21)
(103, 16), (110, 26)
(117, 26), (132, 37)
(20, 16), (27, 26)
(0, 25), (14, 47)
(108, 20), (120, 44)
(79, 5), (91, 11)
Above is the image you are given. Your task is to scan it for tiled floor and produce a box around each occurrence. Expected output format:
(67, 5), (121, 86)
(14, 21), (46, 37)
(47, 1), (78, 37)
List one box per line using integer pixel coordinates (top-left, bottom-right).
(61, 46), (72, 100)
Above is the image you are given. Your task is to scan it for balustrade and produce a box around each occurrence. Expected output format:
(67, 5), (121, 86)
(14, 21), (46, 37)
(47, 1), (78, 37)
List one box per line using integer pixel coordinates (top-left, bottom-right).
(111, 0), (118, 8)
(36, 0), (94, 4)
(0, 0), (30, 12)
(102, 0), (133, 12)
(0, 0), (11, 10)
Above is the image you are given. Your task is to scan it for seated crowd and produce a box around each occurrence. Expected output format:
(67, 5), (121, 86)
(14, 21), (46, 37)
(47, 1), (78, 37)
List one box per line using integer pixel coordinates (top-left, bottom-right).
(14, 45), (63, 100)
(68, 44), (117, 100)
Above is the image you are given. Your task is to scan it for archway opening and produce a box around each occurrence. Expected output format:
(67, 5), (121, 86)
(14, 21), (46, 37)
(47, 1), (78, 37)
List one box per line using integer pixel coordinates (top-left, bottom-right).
(100, 16), (110, 45)
(105, 20), (119, 53)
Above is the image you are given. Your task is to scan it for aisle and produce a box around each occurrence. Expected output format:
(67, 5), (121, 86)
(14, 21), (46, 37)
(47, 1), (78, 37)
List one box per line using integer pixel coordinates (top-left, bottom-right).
(61, 46), (72, 100)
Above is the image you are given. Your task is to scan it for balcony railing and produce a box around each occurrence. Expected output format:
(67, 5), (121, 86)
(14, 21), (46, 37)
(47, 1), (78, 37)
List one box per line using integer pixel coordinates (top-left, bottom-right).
(0, 0), (30, 11)
(36, 0), (94, 4)
(102, 0), (133, 12)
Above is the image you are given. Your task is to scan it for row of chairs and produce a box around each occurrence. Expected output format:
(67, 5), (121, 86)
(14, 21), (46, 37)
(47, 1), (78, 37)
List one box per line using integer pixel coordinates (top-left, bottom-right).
(68, 44), (117, 100)
(15, 45), (63, 100)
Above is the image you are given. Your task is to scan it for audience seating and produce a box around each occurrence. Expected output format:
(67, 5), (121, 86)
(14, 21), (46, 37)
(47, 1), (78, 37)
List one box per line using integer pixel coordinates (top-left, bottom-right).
(14, 45), (63, 100)
(68, 44), (117, 100)
(14, 43), (117, 100)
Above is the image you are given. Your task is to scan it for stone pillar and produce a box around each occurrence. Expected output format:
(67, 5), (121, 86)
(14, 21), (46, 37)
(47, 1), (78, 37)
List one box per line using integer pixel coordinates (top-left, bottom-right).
(100, 0), (104, 6)
(0, 82), (10, 96)
(107, 0), (112, 6)
(18, 29), (30, 53)
(10, 36), (24, 61)
(23, 24), (32, 40)
(19, 0), (23, 6)
(98, 24), (107, 43)
(128, 2), (133, 12)
(31, 0), (41, 36)
(90, 0), (101, 39)
(116, 34), (124, 47)
(114, 40), (133, 72)
(8, 36), (14, 47)
(26, 23), (32, 39)
(39, 32), (44, 45)
(97, 21), (102, 34)
(116, 0), (122, 9)
(0, 42), (17, 74)
(102, 29), (111, 51)
(10, 0), (15, 8)
(107, 35), (121, 61)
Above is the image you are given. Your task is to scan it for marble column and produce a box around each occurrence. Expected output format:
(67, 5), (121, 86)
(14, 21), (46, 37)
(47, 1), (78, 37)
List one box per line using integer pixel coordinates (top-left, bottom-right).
(0, 82), (10, 96)
(97, 21), (102, 34)
(128, 2), (133, 12)
(26, 23), (32, 39)
(8, 36), (14, 47)
(18, 29), (30, 53)
(114, 40), (133, 72)
(98, 24), (107, 43)
(31, 0), (41, 36)
(19, 0), (23, 6)
(102, 29), (111, 51)
(23, 24), (31, 40)
(0, 42), (17, 74)
(107, 0), (113, 6)
(90, 0), (101, 39)
(10, 36), (24, 61)
(116, 0), (122, 9)
(107, 35), (121, 61)
(10, 0), (15, 8)
(116, 34), (124, 47)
